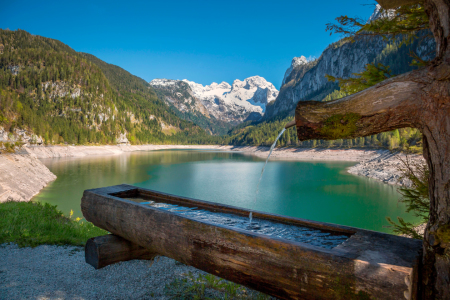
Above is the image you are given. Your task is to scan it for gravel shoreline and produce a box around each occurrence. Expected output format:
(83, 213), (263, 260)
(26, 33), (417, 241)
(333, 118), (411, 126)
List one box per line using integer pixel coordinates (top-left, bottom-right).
(0, 244), (205, 300)
(347, 151), (425, 187)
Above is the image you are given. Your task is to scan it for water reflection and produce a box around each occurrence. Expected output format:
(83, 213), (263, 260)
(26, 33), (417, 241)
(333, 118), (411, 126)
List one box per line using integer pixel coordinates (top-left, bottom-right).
(35, 150), (420, 233)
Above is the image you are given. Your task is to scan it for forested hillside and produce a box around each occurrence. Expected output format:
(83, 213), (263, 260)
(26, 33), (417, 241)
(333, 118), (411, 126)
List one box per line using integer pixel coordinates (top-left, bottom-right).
(0, 29), (215, 146)
(0, 28), (431, 151)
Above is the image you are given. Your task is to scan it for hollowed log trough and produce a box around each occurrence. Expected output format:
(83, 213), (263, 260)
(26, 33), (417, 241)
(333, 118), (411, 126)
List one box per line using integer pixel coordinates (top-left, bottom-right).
(81, 184), (422, 300)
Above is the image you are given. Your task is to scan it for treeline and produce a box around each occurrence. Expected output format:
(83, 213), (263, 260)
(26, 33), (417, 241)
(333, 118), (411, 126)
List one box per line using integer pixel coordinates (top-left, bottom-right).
(225, 114), (422, 151)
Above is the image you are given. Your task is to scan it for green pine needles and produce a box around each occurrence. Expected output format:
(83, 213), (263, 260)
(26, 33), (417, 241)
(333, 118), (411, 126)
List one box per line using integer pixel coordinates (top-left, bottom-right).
(325, 4), (431, 239)
(326, 63), (393, 94)
(326, 4), (429, 44)
(386, 155), (430, 239)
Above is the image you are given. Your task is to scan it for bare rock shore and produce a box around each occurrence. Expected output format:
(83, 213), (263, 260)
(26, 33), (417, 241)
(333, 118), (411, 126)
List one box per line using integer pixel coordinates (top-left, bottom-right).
(0, 151), (56, 202)
(234, 146), (380, 161)
(234, 146), (425, 187)
(347, 151), (425, 187)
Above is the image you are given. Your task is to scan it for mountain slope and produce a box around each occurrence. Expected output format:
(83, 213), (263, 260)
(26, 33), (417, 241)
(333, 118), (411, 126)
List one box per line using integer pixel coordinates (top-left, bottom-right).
(264, 32), (435, 120)
(0, 29), (212, 146)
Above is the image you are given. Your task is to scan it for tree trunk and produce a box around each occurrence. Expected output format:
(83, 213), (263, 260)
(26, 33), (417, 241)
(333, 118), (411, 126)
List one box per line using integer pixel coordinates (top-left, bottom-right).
(420, 72), (450, 300)
(293, 1), (450, 298)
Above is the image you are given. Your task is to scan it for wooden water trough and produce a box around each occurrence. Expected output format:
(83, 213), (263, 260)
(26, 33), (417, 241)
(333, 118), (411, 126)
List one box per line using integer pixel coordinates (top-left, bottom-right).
(81, 184), (422, 300)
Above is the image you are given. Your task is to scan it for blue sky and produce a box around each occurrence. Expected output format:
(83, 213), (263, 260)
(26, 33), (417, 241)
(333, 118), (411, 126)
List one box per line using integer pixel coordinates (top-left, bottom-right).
(1, 0), (375, 89)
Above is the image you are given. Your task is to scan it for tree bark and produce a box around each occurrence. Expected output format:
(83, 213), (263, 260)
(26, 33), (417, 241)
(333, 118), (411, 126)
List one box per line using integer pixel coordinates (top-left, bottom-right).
(420, 68), (450, 300)
(294, 1), (450, 298)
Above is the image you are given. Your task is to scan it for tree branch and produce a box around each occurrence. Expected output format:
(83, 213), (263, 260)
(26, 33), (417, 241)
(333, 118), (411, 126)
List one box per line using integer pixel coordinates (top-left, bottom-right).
(294, 70), (426, 141)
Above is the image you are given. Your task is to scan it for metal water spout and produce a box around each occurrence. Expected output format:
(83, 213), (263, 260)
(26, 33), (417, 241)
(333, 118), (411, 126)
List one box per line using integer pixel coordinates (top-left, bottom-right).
(284, 120), (296, 129)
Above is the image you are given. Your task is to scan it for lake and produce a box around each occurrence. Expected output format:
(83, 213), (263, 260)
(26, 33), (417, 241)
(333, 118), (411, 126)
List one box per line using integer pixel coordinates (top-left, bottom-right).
(33, 149), (419, 233)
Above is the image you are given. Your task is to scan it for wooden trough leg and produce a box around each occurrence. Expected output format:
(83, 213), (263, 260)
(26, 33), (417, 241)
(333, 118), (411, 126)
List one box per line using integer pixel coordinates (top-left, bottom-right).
(85, 234), (157, 269)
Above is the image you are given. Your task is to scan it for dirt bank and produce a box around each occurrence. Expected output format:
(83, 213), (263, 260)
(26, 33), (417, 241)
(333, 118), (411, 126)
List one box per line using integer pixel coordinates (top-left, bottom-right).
(0, 151), (56, 202)
(24, 144), (233, 159)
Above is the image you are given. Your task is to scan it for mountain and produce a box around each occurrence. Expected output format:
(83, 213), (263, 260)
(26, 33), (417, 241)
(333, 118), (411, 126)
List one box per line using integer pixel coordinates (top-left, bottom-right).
(182, 76), (278, 124)
(150, 76), (279, 134)
(228, 5), (436, 147)
(281, 56), (312, 86)
(264, 32), (436, 120)
(0, 29), (214, 146)
(149, 79), (233, 135)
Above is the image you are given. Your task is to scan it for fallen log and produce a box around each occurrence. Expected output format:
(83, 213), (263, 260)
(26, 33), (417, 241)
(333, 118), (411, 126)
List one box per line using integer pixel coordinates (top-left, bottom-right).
(85, 234), (157, 269)
(81, 184), (422, 300)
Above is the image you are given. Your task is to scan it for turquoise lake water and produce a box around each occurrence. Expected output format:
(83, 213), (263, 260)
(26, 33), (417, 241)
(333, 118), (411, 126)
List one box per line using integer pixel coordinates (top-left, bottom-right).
(33, 149), (419, 233)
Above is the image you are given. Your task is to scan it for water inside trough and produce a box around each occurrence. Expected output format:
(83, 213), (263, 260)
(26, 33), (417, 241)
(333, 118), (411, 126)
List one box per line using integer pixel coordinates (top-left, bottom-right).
(126, 197), (351, 249)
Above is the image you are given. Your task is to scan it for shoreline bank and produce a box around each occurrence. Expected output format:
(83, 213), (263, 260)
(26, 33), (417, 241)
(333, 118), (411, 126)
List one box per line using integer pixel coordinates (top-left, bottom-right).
(0, 144), (425, 203)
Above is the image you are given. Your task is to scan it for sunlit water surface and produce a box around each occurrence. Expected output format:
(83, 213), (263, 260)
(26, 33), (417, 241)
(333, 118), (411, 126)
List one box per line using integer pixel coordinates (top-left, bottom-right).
(34, 150), (420, 233)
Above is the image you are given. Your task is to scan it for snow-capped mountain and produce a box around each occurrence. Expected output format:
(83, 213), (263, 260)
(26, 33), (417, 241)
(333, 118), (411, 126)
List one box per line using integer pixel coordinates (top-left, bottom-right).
(182, 76), (278, 123)
(151, 76), (278, 127)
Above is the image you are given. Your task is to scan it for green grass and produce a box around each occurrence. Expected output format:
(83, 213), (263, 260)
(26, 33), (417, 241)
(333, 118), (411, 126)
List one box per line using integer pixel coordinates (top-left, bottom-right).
(0, 201), (107, 247)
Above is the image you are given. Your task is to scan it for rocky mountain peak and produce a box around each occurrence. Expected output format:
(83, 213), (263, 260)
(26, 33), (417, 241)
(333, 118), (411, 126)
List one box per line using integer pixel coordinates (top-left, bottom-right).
(367, 4), (395, 23)
(209, 81), (231, 90)
(266, 25), (435, 120)
(181, 76), (279, 123)
(281, 56), (309, 86)
(292, 56), (308, 66)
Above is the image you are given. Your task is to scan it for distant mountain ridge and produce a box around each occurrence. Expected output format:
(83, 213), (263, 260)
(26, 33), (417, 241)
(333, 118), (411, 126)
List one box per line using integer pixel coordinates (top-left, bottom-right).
(150, 76), (279, 133)
(149, 78), (233, 135)
(183, 76), (278, 120)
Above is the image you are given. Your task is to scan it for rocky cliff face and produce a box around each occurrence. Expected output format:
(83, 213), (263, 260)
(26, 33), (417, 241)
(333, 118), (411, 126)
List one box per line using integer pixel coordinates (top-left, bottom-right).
(265, 32), (435, 120)
(0, 127), (44, 145)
